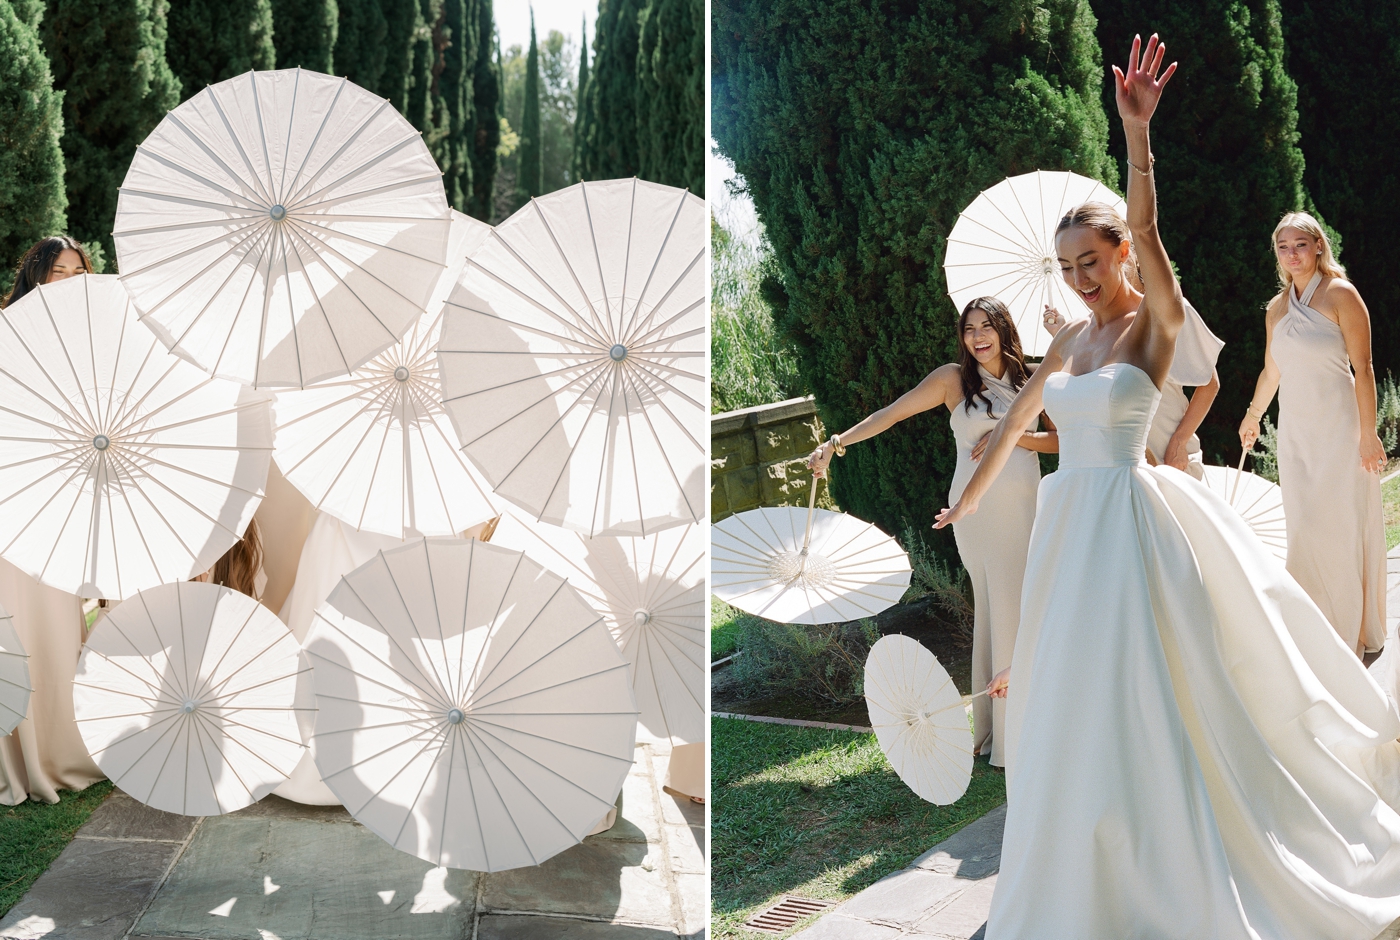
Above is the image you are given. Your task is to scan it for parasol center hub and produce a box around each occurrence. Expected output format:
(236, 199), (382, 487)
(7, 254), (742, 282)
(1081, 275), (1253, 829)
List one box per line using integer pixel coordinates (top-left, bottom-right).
(181, 700), (197, 714)
(92, 434), (110, 451)
(633, 609), (652, 626)
(446, 708), (464, 725)
(394, 366), (411, 382)
(767, 550), (838, 589)
(609, 344), (628, 362)
(1041, 256), (1055, 275)
(269, 204), (287, 221)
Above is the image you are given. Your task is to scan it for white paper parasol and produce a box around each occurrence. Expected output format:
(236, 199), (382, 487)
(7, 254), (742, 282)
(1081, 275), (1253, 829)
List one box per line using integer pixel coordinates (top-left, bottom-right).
(865, 634), (973, 805)
(114, 68), (452, 388)
(439, 178), (706, 537)
(0, 274), (272, 599)
(944, 170), (1126, 356)
(711, 478), (912, 625)
(1201, 461), (1288, 561)
(0, 603), (31, 736)
(271, 211), (499, 537)
(487, 511), (704, 746)
(305, 537), (638, 870)
(73, 581), (304, 815)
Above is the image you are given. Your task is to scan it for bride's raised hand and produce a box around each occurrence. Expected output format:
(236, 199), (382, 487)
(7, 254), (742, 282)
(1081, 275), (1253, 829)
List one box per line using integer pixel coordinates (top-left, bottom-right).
(1113, 33), (1177, 127)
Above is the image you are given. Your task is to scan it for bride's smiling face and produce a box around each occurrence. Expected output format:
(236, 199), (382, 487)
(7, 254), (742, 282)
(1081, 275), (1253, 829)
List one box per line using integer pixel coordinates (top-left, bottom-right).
(962, 310), (1002, 365)
(1056, 226), (1131, 312)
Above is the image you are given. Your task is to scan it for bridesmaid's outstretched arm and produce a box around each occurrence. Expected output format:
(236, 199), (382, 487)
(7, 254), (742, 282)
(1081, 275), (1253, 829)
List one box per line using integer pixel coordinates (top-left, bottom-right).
(807, 364), (960, 476)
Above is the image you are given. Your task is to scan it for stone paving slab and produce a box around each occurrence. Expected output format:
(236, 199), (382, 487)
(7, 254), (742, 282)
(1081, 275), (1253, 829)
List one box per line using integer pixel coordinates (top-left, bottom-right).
(76, 791), (198, 843)
(482, 840), (670, 924)
(477, 914), (678, 938)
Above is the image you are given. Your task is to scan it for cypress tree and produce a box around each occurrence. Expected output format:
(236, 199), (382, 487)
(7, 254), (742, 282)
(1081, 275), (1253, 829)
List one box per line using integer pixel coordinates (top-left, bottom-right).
(42, 0), (182, 270)
(166, 0), (275, 97)
(517, 12), (541, 199)
(466, 0), (499, 220)
(1279, 0), (1400, 378)
(1094, 1), (1309, 462)
(439, 0), (475, 209)
(636, 0), (702, 194)
(580, 0), (642, 179)
(270, 0), (338, 72)
(407, 0), (443, 135)
(712, 0), (1115, 549)
(570, 14), (589, 184)
(380, 0), (417, 111)
(333, 0), (388, 92)
(0, 0), (67, 295)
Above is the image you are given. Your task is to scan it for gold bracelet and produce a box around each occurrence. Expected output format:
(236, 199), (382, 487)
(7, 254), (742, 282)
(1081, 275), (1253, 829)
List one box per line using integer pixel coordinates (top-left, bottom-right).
(1246, 404), (1263, 420)
(830, 434), (846, 458)
(1127, 154), (1155, 177)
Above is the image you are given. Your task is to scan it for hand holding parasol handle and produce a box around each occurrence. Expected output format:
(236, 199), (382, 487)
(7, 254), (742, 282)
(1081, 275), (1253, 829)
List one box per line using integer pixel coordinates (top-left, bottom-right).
(1231, 447), (1249, 504)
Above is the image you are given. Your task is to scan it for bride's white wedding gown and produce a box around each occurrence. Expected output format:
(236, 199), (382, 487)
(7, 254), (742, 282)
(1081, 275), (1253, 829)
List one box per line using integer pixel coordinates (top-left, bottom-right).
(987, 362), (1400, 940)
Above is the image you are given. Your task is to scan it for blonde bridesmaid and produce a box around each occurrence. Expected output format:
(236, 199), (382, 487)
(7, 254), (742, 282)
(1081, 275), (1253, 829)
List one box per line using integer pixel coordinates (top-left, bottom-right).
(808, 297), (1055, 766)
(1239, 212), (1385, 656)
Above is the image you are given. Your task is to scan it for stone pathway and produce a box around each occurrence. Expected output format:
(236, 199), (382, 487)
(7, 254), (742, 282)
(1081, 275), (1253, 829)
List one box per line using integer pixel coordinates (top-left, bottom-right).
(0, 743), (705, 940)
(790, 541), (1400, 939)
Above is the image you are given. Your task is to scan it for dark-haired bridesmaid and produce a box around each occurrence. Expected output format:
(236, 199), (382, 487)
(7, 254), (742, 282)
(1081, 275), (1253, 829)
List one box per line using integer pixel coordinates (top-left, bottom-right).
(808, 297), (1055, 765)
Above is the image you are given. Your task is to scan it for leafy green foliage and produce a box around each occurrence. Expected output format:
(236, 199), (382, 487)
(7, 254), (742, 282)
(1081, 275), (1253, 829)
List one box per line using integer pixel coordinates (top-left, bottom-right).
(1093, 0), (1308, 463)
(497, 27), (578, 218)
(898, 524), (975, 639)
(713, 0), (1115, 557)
(570, 15), (589, 184)
(517, 14), (541, 199)
(465, 0), (499, 220)
(0, 0), (67, 297)
(166, 0), (275, 96)
(270, 0), (337, 71)
(1378, 372), (1400, 455)
(728, 617), (880, 707)
(578, 0), (642, 179)
(333, 0), (387, 93)
(711, 214), (805, 413)
(636, 0), (702, 194)
(1279, 0), (1400, 382)
(437, 0), (473, 209)
(379, 0), (417, 111)
(42, 0), (182, 267)
(712, 718), (1005, 939)
(406, 0), (443, 143)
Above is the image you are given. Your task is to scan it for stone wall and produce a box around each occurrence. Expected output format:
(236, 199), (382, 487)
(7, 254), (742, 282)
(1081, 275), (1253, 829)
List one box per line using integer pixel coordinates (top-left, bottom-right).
(711, 396), (825, 521)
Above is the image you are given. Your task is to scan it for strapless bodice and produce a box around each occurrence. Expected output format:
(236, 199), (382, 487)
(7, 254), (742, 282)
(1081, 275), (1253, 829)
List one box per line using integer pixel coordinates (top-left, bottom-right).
(1042, 363), (1160, 469)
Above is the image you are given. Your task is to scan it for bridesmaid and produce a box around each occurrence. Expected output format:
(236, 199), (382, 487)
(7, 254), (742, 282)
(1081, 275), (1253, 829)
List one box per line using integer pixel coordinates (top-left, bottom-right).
(807, 297), (1055, 766)
(0, 237), (104, 804)
(1239, 212), (1385, 657)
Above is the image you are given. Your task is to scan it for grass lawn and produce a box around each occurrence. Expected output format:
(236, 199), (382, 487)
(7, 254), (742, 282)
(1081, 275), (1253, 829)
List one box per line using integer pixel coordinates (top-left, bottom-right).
(711, 716), (1006, 939)
(712, 596), (745, 660)
(0, 781), (113, 917)
(1384, 471), (1400, 550)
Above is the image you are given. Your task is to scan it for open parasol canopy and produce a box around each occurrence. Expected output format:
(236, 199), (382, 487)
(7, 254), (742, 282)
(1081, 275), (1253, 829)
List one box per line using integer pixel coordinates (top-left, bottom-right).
(0, 274), (271, 599)
(0, 603), (30, 736)
(305, 537), (638, 870)
(944, 170), (1126, 357)
(439, 178), (706, 538)
(711, 477), (911, 625)
(487, 511), (704, 747)
(114, 68), (452, 388)
(865, 634), (973, 805)
(271, 210), (499, 537)
(1200, 461), (1288, 561)
(73, 581), (304, 815)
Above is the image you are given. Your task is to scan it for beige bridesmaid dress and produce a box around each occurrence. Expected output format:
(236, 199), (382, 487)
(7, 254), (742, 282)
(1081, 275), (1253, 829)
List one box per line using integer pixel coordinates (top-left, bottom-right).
(0, 560), (103, 804)
(947, 368), (1039, 767)
(1272, 271), (1386, 653)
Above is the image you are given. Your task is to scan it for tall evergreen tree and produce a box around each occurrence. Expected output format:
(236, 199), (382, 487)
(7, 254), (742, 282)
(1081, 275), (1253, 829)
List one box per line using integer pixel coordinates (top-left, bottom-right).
(1279, 0), (1400, 378)
(333, 0), (387, 92)
(1094, 1), (1309, 461)
(466, 0), (499, 220)
(270, 0), (337, 72)
(166, 0), (274, 97)
(636, 0), (702, 194)
(439, 0), (475, 209)
(42, 0), (182, 269)
(579, 0), (642, 179)
(407, 0), (443, 136)
(0, 0), (67, 294)
(380, 0), (417, 110)
(713, 0), (1115, 550)
(570, 14), (589, 184)
(517, 12), (541, 199)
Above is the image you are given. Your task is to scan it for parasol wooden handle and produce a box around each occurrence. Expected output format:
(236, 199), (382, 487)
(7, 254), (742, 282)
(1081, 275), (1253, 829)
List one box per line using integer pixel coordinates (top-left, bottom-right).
(1230, 448), (1248, 504)
(800, 470), (821, 556)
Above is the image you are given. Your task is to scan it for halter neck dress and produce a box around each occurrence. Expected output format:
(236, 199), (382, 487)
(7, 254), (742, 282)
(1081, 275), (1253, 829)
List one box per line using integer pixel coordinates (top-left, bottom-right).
(1271, 271), (1385, 653)
(946, 366), (1039, 766)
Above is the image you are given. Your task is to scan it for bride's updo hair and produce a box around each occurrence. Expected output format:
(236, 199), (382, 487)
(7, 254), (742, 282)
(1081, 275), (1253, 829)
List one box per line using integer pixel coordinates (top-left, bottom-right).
(1272, 211), (1345, 289)
(1055, 201), (1138, 281)
(957, 297), (1029, 413)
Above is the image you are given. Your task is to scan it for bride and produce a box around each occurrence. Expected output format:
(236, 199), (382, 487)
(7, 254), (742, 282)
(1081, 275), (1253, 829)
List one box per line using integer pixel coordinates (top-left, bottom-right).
(936, 34), (1400, 938)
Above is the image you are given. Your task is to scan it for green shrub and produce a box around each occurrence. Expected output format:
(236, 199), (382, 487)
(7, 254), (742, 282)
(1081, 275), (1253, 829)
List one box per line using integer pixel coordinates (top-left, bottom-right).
(728, 617), (881, 707)
(899, 525), (974, 642)
(1377, 372), (1400, 456)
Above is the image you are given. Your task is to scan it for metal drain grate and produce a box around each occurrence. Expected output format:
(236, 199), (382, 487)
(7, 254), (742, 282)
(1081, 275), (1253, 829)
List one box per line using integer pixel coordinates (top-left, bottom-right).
(742, 895), (836, 933)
